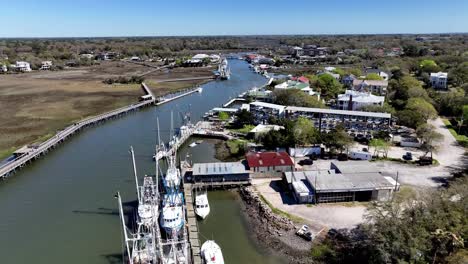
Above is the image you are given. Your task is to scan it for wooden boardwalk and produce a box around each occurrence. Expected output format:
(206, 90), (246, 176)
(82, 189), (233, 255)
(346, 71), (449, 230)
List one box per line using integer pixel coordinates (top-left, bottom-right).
(183, 183), (202, 264)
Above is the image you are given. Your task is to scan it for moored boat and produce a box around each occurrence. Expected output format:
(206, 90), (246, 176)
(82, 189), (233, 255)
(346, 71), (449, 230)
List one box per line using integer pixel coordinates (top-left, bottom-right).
(201, 240), (224, 264)
(195, 191), (210, 219)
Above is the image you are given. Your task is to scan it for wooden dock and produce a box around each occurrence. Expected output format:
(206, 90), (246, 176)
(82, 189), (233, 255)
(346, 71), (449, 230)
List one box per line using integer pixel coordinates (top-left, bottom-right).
(183, 183), (202, 264)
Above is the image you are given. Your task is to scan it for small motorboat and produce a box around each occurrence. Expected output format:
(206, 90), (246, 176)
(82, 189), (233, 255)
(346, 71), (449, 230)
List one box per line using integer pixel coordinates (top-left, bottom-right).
(195, 191), (210, 219)
(189, 142), (198, 148)
(201, 240), (224, 264)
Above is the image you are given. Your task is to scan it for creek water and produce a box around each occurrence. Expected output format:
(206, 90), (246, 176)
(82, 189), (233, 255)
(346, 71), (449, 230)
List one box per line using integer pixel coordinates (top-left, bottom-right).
(0, 60), (284, 263)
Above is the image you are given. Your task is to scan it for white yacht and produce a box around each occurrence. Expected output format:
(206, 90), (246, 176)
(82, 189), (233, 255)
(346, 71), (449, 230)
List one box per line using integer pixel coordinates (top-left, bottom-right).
(195, 191), (210, 219)
(160, 193), (184, 235)
(201, 240), (224, 264)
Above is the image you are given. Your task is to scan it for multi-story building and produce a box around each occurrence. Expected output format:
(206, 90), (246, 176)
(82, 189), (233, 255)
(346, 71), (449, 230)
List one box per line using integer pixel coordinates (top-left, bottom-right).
(352, 79), (388, 95)
(249, 102), (286, 124)
(337, 90), (385, 110)
(430, 72), (448, 89)
(15, 61), (31, 72)
(285, 106), (391, 137)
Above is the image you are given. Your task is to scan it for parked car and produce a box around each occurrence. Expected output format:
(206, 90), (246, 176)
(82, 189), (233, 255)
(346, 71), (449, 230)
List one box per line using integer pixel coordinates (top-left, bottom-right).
(296, 225), (313, 241)
(418, 156), (433, 166)
(298, 159), (313, 166)
(402, 152), (413, 161)
(338, 153), (349, 161)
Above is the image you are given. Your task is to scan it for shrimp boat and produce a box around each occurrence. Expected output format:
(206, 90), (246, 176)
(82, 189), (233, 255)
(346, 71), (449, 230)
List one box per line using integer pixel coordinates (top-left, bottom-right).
(164, 154), (181, 189)
(201, 240), (224, 264)
(130, 146), (159, 227)
(162, 239), (189, 264)
(218, 58), (230, 80)
(160, 192), (185, 235)
(195, 190), (210, 219)
(116, 192), (159, 264)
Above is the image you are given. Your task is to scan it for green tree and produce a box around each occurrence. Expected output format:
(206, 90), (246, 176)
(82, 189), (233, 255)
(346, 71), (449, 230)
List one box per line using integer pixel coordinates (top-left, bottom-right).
(406, 98), (438, 121)
(218, 111), (229, 121)
(234, 109), (254, 128)
(420, 59), (440, 73)
(416, 123), (443, 158)
(369, 138), (390, 158)
(293, 117), (319, 146)
(360, 103), (396, 115)
(272, 89), (324, 108)
(311, 73), (343, 99)
(365, 73), (383, 80)
(323, 125), (353, 154)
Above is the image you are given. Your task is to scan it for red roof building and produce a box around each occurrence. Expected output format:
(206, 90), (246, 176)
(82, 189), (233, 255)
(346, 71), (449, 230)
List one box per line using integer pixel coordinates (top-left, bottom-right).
(291, 76), (310, 84)
(246, 151), (294, 173)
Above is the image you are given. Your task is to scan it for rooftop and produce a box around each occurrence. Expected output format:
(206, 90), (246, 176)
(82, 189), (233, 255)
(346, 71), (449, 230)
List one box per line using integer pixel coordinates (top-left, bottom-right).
(246, 151), (294, 168)
(285, 106), (391, 118)
(305, 171), (396, 192)
(430, 72), (448, 78)
(337, 90), (385, 104)
(353, 79), (388, 86)
(250, 101), (286, 111)
(192, 162), (247, 176)
(250, 124), (284, 134)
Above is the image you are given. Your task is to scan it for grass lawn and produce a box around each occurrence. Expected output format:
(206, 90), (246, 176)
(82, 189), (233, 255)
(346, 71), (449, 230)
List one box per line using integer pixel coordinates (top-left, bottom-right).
(442, 118), (468, 148)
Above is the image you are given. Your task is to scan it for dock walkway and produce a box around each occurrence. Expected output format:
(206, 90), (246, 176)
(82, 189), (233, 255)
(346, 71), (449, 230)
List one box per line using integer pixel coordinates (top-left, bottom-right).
(183, 183), (202, 264)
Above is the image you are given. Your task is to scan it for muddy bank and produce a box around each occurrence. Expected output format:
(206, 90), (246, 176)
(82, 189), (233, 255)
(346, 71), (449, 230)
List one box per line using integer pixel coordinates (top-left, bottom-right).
(239, 186), (315, 264)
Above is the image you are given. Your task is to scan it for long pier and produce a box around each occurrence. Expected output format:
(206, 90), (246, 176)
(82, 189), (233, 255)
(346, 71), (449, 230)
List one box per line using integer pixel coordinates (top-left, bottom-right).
(0, 83), (202, 179)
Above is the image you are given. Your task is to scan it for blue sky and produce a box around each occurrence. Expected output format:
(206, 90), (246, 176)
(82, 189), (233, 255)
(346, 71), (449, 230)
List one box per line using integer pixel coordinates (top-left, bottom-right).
(1, 0), (467, 37)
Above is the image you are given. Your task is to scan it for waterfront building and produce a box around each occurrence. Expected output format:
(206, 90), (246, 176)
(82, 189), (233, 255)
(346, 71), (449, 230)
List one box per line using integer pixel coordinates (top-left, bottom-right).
(246, 151), (294, 173)
(15, 61), (31, 72)
(337, 90), (385, 110)
(192, 162), (249, 182)
(352, 79), (388, 95)
(430, 72), (448, 89)
(285, 161), (399, 204)
(285, 106), (392, 135)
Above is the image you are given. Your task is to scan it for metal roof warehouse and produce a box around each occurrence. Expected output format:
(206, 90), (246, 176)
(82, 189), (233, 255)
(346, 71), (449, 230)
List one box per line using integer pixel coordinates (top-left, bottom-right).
(192, 162), (250, 182)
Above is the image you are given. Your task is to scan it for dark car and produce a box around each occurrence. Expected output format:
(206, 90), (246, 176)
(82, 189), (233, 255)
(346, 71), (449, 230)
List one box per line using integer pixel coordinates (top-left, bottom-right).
(338, 153), (349, 161)
(299, 159), (313, 166)
(402, 152), (413, 161)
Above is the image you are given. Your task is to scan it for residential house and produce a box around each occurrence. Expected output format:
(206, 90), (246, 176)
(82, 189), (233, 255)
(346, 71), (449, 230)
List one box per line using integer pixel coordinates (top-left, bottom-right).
(1, 64), (7, 73)
(352, 79), (388, 95)
(40, 61), (52, 70)
(274, 80), (319, 98)
(15, 61), (31, 72)
(337, 90), (385, 111)
(430, 72), (448, 89)
(291, 76), (309, 83)
(246, 151), (294, 173)
(364, 68), (389, 81)
(96, 52), (117, 60)
(342, 74), (357, 87)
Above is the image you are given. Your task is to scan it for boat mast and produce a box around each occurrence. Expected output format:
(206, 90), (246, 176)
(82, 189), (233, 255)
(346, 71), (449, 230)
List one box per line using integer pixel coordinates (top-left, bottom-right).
(116, 192), (133, 264)
(156, 117), (160, 190)
(130, 146), (140, 202)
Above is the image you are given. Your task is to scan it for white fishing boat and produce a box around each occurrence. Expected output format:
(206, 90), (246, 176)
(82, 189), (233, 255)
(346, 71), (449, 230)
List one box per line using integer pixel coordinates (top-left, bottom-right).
(195, 191), (210, 219)
(201, 240), (224, 264)
(189, 142), (197, 148)
(160, 192), (184, 235)
(165, 155), (181, 188)
(137, 176), (159, 226)
(197, 86), (203, 93)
